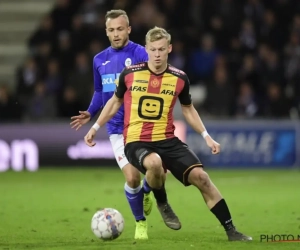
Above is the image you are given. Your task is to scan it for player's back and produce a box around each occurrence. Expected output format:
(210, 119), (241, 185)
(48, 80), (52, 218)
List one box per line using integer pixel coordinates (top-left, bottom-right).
(120, 63), (189, 144)
(93, 41), (148, 135)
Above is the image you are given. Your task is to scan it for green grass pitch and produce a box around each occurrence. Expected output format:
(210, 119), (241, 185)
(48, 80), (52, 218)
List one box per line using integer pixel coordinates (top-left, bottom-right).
(0, 167), (299, 250)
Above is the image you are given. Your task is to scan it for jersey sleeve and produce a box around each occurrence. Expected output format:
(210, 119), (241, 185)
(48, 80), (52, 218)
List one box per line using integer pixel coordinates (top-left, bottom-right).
(114, 68), (127, 99)
(178, 75), (192, 106)
(87, 57), (103, 118)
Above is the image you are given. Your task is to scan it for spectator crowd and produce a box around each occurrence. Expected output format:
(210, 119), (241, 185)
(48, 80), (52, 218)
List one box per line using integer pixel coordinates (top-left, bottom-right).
(1, 0), (300, 122)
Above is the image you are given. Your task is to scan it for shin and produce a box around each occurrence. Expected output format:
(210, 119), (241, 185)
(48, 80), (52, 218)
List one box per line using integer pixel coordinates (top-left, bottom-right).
(187, 167), (222, 209)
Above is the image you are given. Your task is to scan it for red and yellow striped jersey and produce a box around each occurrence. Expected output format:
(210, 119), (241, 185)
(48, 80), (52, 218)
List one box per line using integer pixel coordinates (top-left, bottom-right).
(115, 63), (192, 144)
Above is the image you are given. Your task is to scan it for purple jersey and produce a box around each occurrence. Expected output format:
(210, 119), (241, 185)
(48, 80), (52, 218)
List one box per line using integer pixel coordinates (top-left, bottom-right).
(87, 41), (148, 135)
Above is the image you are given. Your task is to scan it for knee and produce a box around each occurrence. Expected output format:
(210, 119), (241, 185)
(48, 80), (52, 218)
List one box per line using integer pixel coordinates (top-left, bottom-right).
(125, 175), (140, 188)
(123, 165), (141, 188)
(188, 168), (211, 190)
(144, 153), (164, 175)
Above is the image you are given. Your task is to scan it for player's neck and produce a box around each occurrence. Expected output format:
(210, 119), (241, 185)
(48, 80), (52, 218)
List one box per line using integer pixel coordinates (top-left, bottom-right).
(147, 62), (168, 75)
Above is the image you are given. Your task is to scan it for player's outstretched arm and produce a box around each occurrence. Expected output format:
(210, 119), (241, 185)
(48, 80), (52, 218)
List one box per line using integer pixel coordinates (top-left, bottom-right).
(88, 57), (104, 119)
(84, 95), (123, 147)
(181, 105), (220, 154)
(178, 74), (220, 154)
(84, 68), (127, 147)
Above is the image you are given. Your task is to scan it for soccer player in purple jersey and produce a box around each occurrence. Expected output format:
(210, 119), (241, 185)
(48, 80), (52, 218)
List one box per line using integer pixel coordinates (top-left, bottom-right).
(70, 10), (180, 240)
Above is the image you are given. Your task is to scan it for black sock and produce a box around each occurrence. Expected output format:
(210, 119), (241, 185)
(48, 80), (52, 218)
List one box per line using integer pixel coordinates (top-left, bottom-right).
(210, 199), (234, 231)
(152, 184), (167, 204)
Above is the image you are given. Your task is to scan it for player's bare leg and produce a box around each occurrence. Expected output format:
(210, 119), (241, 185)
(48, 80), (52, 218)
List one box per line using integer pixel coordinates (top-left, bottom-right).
(143, 153), (181, 230)
(187, 167), (252, 241)
(122, 164), (148, 240)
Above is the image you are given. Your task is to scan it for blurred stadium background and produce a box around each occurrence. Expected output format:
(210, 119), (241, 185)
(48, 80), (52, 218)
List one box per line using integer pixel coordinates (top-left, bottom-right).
(0, 0), (299, 170)
(1, 1), (300, 249)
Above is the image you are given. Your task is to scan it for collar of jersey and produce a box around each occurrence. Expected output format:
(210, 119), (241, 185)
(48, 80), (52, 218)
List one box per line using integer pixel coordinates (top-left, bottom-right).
(146, 62), (169, 76)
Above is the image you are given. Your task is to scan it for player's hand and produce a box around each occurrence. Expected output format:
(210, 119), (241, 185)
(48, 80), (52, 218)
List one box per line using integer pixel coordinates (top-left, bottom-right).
(70, 111), (91, 130)
(84, 128), (97, 147)
(205, 136), (221, 155)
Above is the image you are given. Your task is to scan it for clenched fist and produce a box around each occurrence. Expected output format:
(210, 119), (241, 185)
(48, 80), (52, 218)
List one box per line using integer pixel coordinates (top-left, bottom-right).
(84, 128), (97, 147)
(205, 136), (221, 155)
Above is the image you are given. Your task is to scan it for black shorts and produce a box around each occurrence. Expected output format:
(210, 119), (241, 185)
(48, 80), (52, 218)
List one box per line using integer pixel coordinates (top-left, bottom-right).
(124, 137), (203, 186)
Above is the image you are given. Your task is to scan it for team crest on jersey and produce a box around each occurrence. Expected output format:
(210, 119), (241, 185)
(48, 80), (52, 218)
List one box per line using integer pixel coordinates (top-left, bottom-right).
(125, 58), (132, 66)
(150, 78), (160, 88)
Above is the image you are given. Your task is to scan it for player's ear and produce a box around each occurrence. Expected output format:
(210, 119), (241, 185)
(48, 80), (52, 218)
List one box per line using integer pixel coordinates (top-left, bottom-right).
(168, 44), (172, 54)
(127, 26), (131, 35)
(105, 28), (109, 37)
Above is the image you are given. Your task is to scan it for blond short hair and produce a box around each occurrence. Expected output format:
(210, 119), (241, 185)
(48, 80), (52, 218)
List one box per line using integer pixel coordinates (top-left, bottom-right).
(146, 26), (171, 44)
(105, 9), (129, 25)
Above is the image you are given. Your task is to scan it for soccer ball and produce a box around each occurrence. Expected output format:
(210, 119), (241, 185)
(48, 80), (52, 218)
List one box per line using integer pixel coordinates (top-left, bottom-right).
(91, 208), (125, 240)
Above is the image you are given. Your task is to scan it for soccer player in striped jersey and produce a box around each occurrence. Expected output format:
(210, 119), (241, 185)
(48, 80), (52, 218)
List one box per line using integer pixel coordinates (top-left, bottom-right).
(84, 26), (252, 241)
(70, 10), (181, 240)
